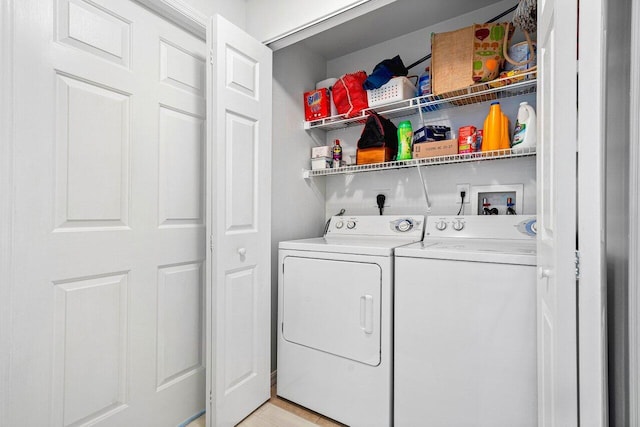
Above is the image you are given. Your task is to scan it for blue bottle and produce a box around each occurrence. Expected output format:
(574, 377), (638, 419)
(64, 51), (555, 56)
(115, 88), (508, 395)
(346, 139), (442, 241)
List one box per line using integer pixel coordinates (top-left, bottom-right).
(417, 66), (431, 97)
(416, 67), (436, 112)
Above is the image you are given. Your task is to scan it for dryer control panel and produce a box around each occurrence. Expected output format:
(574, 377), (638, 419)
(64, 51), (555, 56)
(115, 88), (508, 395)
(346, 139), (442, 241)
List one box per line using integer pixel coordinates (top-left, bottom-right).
(326, 215), (425, 238)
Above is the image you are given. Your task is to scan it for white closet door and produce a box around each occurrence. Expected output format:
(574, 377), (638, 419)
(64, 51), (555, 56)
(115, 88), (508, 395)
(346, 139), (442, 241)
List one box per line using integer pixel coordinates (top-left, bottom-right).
(576, 0), (608, 424)
(7, 0), (206, 425)
(536, 0), (579, 425)
(206, 14), (273, 427)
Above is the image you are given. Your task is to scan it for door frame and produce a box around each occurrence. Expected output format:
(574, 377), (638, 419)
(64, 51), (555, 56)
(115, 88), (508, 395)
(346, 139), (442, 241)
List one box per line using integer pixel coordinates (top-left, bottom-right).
(0, 1), (15, 425)
(629, 0), (640, 423)
(133, 0), (206, 38)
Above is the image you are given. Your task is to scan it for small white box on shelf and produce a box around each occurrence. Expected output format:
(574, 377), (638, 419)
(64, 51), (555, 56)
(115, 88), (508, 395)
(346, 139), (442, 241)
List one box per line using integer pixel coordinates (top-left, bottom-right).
(311, 146), (332, 158)
(311, 157), (332, 170)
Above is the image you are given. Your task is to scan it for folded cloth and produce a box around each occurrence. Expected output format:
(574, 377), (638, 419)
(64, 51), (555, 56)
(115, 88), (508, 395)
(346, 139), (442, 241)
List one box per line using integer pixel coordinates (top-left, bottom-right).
(363, 55), (408, 90)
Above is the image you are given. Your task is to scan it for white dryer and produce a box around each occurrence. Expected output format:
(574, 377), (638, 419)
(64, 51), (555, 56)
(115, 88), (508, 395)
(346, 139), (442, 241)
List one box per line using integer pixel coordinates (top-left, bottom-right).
(394, 215), (538, 427)
(277, 215), (425, 427)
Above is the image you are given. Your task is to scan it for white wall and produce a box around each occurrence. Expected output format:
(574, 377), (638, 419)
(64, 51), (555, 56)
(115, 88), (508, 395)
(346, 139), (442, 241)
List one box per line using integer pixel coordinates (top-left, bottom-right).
(271, 43), (329, 370)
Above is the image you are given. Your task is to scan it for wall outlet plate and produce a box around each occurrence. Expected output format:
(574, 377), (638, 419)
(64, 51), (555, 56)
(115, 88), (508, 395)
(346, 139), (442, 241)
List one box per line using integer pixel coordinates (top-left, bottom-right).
(456, 184), (470, 204)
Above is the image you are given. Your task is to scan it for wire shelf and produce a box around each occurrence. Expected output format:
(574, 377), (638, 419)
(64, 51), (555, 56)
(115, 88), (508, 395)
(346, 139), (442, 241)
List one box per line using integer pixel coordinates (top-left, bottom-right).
(302, 147), (536, 178)
(303, 71), (537, 130)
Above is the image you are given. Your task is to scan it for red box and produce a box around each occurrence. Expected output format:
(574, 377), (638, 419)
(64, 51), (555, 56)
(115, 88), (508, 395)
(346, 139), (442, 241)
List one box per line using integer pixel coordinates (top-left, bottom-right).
(458, 125), (477, 153)
(304, 88), (331, 121)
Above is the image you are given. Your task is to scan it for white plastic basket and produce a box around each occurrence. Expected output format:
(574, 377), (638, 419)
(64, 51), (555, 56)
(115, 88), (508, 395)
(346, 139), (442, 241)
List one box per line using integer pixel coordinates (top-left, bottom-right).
(366, 76), (416, 107)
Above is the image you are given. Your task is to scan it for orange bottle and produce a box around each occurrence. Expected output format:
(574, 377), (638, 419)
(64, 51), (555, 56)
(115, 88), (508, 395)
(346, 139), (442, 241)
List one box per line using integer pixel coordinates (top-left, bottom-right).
(499, 112), (511, 150)
(482, 102), (503, 152)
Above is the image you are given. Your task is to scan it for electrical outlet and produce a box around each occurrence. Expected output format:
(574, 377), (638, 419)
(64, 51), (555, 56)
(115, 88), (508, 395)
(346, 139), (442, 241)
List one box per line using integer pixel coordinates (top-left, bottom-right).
(373, 189), (391, 207)
(456, 184), (470, 204)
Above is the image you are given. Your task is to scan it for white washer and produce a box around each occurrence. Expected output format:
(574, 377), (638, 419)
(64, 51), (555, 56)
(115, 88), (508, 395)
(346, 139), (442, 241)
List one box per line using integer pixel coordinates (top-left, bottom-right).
(394, 215), (538, 427)
(277, 215), (425, 427)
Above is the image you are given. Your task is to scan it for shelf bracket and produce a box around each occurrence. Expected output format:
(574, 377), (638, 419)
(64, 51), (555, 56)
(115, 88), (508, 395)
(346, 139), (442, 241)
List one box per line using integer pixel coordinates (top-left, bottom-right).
(416, 164), (432, 213)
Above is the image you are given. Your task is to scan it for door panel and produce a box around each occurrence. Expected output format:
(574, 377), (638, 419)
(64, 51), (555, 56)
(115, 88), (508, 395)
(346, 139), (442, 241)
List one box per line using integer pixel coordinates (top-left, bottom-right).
(223, 267), (259, 391)
(536, 0), (579, 424)
(51, 273), (129, 426)
(54, 73), (131, 229)
(282, 257), (382, 366)
(158, 107), (205, 227)
(207, 14), (273, 427)
(56, 0), (131, 66)
(225, 112), (258, 230)
(9, 0), (206, 425)
(156, 262), (204, 390)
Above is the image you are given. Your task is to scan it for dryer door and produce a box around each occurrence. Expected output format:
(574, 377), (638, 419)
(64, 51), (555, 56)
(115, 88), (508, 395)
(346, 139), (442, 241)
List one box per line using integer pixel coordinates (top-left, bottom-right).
(282, 256), (382, 366)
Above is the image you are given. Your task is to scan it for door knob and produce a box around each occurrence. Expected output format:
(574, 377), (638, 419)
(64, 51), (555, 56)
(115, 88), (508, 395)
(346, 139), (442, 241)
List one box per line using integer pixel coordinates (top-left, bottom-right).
(238, 248), (246, 256)
(538, 267), (552, 279)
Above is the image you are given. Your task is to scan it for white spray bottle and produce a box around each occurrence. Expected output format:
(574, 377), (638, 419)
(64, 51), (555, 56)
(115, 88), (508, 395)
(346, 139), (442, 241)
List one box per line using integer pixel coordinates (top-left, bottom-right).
(512, 101), (537, 149)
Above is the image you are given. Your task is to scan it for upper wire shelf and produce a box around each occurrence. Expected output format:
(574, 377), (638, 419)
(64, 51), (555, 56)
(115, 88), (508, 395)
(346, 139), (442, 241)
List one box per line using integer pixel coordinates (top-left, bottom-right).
(303, 70), (537, 131)
(302, 147), (536, 178)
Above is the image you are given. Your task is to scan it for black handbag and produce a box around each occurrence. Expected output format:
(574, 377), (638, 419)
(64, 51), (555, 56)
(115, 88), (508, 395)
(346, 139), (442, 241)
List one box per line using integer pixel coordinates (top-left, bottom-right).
(357, 112), (398, 159)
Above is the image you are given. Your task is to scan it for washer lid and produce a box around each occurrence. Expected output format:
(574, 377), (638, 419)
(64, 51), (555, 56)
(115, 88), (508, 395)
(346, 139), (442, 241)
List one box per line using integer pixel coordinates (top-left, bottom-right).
(395, 238), (536, 265)
(279, 236), (418, 256)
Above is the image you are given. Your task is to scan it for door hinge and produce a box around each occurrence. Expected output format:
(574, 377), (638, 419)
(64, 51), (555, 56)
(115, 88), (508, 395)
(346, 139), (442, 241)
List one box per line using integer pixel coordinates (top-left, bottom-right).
(209, 388), (213, 404)
(575, 250), (581, 280)
(209, 50), (214, 65)
(209, 234), (213, 252)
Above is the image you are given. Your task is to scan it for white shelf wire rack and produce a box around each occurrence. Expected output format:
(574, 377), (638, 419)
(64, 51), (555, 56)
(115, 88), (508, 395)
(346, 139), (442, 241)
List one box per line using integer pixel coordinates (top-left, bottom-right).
(303, 70), (537, 130)
(302, 147), (536, 178)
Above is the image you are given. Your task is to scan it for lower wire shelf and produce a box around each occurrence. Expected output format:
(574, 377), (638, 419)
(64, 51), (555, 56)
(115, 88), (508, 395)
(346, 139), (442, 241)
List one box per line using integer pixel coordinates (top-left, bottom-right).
(302, 147), (536, 178)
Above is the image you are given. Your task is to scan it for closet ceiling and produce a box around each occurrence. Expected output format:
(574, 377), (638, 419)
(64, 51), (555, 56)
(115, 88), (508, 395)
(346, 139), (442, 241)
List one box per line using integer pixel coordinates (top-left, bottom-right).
(302, 0), (501, 59)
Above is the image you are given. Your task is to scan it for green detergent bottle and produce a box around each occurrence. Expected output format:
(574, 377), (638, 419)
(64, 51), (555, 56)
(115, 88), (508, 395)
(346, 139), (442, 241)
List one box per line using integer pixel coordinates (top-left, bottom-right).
(397, 121), (413, 160)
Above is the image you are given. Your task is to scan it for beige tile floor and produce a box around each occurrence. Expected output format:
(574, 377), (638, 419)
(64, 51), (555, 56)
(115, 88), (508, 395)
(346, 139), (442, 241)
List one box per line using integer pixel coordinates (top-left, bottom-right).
(187, 386), (346, 427)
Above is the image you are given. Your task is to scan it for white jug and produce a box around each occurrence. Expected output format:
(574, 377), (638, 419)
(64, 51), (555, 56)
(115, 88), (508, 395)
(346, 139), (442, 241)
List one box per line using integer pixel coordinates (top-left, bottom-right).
(512, 101), (537, 149)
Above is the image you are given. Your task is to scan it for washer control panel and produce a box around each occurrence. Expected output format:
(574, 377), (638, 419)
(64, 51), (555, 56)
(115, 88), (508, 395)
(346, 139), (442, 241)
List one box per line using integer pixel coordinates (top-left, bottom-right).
(424, 216), (537, 239)
(326, 215), (425, 237)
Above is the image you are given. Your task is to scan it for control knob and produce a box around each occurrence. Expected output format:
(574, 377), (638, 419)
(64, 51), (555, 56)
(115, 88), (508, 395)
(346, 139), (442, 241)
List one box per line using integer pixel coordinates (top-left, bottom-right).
(395, 219), (414, 232)
(452, 220), (465, 231)
(435, 220), (447, 231)
(335, 220), (344, 229)
(346, 220), (356, 229)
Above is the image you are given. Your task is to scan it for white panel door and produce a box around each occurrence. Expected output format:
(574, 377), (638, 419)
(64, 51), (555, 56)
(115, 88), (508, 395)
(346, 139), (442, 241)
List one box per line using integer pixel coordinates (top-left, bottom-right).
(206, 15), (273, 427)
(7, 0), (206, 425)
(536, 0), (579, 425)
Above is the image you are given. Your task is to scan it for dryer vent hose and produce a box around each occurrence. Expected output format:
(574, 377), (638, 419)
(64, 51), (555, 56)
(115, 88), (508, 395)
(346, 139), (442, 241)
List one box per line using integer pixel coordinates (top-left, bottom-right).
(323, 209), (345, 236)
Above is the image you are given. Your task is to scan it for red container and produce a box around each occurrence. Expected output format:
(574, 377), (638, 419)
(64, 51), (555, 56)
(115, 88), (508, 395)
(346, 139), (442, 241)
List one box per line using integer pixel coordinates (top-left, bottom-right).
(304, 88), (331, 121)
(458, 125), (477, 153)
